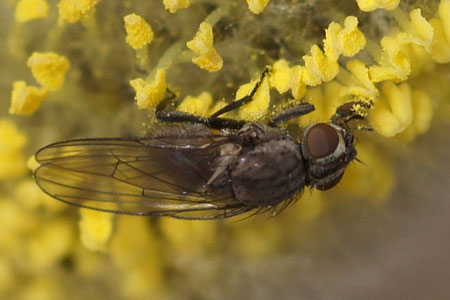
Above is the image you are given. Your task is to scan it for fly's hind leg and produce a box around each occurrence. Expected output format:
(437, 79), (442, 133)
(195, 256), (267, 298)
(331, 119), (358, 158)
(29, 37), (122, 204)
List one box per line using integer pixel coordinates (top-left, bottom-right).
(156, 68), (270, 130)
(208, 67), (270, 119)
(156, 88), (208, 124)
(156, 89), (246, 130)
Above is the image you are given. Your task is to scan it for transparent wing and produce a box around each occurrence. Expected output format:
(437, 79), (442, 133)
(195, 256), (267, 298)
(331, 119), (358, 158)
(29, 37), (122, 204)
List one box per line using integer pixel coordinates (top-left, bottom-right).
(34, 127), (253, 219)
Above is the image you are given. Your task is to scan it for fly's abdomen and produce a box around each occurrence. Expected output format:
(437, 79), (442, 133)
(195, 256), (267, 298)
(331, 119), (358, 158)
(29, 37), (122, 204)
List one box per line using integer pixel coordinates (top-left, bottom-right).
(230, 139), (305, 206)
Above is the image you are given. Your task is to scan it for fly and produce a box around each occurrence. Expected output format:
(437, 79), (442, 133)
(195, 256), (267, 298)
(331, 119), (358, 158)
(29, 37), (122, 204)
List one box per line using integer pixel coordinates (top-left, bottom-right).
(33, 69), (371, 220)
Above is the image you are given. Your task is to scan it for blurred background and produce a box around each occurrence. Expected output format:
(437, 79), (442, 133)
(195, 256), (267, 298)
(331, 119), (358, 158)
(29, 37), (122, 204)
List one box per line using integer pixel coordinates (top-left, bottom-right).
(1, 0), (450, 299)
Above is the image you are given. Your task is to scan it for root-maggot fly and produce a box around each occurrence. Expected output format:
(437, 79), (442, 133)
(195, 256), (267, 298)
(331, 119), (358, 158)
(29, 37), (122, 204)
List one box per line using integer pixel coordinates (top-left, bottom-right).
(34, 69), (371, 219)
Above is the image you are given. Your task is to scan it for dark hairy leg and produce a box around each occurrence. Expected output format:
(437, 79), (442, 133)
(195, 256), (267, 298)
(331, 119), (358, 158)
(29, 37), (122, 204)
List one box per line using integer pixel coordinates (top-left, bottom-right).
(156, 68), (270, 130)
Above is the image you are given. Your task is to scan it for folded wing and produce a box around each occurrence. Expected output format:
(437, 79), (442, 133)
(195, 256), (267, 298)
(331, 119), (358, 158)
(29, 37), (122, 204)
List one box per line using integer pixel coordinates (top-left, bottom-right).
(34, 128), (252, 219)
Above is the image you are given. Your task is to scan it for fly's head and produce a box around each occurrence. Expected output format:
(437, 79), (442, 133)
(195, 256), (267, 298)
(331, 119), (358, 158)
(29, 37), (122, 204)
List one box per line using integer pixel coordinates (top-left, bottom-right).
(301, 101), (371, 191)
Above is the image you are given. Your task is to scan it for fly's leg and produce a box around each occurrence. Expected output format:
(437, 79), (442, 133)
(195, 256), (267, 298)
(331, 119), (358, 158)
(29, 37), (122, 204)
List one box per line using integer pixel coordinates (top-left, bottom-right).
(208, 67), (270, 119)
(156, 67), (270, 130)
(156, 89), (246, 130)
(156, 88), (208, 124)
(331, 101), (373, 129)
(268, 103), (315, 126)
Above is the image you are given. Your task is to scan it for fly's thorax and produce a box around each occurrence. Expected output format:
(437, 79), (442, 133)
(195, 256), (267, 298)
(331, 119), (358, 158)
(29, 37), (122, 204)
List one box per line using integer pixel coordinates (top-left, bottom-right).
(237, 122), (287, 145)
(301, 122), (357, 191)
(229, 137), (306, 206)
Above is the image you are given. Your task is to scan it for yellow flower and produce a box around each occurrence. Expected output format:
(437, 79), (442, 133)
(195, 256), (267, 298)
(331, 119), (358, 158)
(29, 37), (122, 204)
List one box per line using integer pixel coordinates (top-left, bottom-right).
(130, 69), (167, 109)
(356, 0), (400, 12)
(0, 120), (28, 180)
(370, 82), (413, 137)
(159, 218), (217, 256)
(336, 143), (395, 204)
(58, 0), (102, 24)
(110, 217), (166, 299)
(245, 0), (271, 15)
(163, 0), (190, 13)
(124, 13), (154, 50)
(79, 209), (114, 251)
(177, 92), (213, 116)
(269, 59), (291, 94)
(186, 22), (223, 72)
(26, 218), (75, 272)
(15, 0), (50, 23)
(429, 1), (450, 63)
(236, 73), (271, 120)
(9, 81), (48, 116)
(27, 52), (70, 92)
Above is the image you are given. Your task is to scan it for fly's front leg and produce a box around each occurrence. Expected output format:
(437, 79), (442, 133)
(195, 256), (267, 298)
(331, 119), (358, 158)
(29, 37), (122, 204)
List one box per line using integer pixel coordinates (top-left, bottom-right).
(331, 101), (373, 129)
(269, 103), (315, 126)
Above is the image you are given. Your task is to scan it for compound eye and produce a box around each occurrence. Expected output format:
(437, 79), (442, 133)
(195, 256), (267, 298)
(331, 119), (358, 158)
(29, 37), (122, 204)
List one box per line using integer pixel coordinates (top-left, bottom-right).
(305, 123), (339, 158)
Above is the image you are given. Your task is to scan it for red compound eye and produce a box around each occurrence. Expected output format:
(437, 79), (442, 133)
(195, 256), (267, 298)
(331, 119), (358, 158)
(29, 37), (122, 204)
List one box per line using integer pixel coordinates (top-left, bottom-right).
(305, 123), (339, 159)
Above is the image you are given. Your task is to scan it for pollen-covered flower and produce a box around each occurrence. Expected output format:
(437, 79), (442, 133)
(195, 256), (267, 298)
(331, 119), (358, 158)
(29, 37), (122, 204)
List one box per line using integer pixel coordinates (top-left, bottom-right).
(9, 81), (48, 116)
(186, 22), (223, 72)
(15, 0), (50, 23)
(124, 13), (154, 50)
(27, 52), (70, 91)
(163, 0), (190, 13)
(130, 68), (167, 109)
(245, 0), (271, 15)
(58, 0), (102, 24)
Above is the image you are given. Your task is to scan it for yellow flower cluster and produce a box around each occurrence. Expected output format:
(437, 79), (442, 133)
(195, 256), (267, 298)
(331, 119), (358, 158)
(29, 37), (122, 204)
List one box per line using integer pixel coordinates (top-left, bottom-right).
(2, 1), (450, 298)
(220, 15), (366, 121)
(234, 1), (449, 140)
(366, 1), (450, 138)
(10, 52), (70, 116)
(208, 16), (365, 121)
